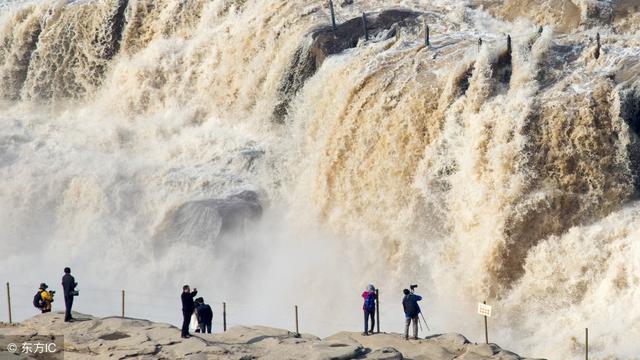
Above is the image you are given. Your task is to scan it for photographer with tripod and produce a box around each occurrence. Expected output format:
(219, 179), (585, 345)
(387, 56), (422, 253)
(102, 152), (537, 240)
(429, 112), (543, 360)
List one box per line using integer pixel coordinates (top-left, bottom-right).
(402, 285), (423, 340)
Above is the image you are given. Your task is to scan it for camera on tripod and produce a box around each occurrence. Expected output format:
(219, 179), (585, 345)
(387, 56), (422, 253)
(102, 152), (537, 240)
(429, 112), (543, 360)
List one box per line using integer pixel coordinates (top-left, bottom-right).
(409, 284), (418, 293)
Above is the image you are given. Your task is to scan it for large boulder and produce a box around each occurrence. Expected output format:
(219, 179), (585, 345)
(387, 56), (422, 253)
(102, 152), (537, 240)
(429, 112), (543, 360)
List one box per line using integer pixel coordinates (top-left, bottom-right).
(153, 190), (262, 249)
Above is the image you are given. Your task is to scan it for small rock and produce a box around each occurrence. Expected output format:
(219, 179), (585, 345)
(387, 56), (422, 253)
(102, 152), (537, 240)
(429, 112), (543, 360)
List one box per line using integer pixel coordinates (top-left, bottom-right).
(466, 343), (501, 356)
(310, 341), (365, 360)
(366, 346), (403, 360)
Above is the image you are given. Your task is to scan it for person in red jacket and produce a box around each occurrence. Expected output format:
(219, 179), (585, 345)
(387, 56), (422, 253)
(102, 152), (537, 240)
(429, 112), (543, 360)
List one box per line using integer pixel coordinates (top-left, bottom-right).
(361, 284), (377, 335)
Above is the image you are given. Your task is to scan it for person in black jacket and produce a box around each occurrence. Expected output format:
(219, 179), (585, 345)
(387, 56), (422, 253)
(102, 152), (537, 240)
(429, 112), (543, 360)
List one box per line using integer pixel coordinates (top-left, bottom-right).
(62, 267), (77, 322)
(402, 288), (422, 340)
(181, 285), (198, 338)
(195, 297), (213, 334)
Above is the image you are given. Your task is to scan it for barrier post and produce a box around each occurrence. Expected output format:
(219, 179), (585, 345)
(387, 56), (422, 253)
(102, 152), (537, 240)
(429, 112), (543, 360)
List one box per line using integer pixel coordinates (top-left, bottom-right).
(425, 22), (430, 46)
(483, 300), (488, 344)
(6, 282), (11, 324)
(507, 34), (512, 55)
(121, 290), (125, 318)
(375, 288), (380, 333)
(329, 0), (337, 32)
(294, 305), (300, 336)
(223, 302), (227, 332)
(595, 33), (601, 59)
(585, 328), (589, 360)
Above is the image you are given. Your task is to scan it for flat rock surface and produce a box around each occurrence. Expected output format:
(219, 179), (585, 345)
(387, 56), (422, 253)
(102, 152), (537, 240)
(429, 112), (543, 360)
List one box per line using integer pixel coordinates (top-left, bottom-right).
(0, 312), (543, 359)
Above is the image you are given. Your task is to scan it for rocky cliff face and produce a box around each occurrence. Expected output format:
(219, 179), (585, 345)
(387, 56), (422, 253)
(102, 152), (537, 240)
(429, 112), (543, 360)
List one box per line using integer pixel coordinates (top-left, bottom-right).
(273, 9), (421, 122)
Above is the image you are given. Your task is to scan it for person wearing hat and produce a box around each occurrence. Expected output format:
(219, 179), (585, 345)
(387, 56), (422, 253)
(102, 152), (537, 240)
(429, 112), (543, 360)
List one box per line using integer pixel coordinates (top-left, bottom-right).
(361, 284), (377, 335)
(402, 288), (422, 340)
(37, 283), (54, 313)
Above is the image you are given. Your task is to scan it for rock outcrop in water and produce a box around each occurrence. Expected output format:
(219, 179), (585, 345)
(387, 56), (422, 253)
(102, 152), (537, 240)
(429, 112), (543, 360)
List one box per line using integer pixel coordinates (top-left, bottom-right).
(153, 191), (262, 249)
(0, 312), (541, 359)
(273, 9), (421, 122)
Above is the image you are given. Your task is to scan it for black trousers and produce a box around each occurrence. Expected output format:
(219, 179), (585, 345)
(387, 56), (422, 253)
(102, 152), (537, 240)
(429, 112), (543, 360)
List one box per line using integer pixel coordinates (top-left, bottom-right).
(364, 310), (375, 333)
(181, 310), (192, 337)
(199, 321), (212, 334)
(64, 296), (74, 321)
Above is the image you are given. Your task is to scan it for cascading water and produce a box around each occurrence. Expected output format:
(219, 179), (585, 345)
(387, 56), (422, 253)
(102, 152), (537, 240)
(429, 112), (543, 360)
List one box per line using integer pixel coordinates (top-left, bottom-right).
(1, 0), (639, 358)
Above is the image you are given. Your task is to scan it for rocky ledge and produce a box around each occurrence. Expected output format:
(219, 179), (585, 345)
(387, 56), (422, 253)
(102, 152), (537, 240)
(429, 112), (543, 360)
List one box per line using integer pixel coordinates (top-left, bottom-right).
(0, 312), (543, 359)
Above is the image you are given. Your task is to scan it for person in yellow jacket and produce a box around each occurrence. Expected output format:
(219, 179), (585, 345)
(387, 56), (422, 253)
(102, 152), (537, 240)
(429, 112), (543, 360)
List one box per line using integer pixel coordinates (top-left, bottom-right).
(36, 283), (54, 313)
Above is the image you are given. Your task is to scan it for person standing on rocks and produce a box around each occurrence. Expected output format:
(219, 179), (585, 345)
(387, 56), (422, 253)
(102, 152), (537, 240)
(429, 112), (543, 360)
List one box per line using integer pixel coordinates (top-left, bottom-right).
(402, 288), (422, 340)
(62, 267), (78, 322)
(196, 297), (213, 334)
(361, 284), (377, 335)
(181, 285), (198, 338)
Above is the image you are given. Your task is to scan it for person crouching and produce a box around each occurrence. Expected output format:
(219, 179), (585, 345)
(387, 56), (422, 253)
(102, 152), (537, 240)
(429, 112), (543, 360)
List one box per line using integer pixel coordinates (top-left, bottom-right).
(34, 283), (54, 313)
(195, 297), (213, 334)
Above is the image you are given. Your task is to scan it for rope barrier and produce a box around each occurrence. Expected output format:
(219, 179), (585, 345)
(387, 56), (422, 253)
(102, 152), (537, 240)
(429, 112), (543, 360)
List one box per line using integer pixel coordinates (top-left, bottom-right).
(3, 279), (480, 335)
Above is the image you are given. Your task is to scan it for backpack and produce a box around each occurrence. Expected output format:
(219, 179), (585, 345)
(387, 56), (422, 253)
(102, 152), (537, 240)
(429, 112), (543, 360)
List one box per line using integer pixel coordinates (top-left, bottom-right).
(364, 292), (376, 312)
(33, 291), (44, 309)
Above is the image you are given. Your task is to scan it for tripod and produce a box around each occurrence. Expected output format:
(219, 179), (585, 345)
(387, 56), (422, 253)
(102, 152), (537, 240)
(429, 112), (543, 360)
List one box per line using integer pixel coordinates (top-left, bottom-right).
(410, 286), (430, 332)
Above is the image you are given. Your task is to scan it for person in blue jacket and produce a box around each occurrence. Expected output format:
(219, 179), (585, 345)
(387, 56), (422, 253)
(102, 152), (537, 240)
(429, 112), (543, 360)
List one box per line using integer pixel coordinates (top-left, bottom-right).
(402, 288), (422, 340)
(361, 284), (377, 335)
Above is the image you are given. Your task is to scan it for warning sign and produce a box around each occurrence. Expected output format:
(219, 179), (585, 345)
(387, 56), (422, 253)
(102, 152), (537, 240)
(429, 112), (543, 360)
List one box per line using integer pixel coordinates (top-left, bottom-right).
(477, 303), (492, 317)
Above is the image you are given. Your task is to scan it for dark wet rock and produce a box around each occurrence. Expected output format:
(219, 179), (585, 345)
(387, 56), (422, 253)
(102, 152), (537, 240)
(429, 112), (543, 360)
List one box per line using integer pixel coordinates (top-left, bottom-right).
(153, 190), (262, 248)
(103, 0), (128, 60)
(99, 331), (130, 341)
(455, 64), (474, 98)
(273, 9), (421, 122)
(620, 86), (640, 134)
(340, 0), (354, 7)
(620, 85), (640, 192)
(492, 35), (512, 85)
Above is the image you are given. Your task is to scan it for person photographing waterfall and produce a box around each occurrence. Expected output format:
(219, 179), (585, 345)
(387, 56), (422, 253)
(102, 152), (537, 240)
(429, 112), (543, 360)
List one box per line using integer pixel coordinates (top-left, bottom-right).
(402, 286), (422, 340)
(180, 285), (198, 338)
(361, 284), (377, 335)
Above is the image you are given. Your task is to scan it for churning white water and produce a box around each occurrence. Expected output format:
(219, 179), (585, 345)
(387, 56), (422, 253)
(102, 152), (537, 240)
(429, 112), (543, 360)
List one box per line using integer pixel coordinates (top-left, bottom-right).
(1, 0), (639, 358)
